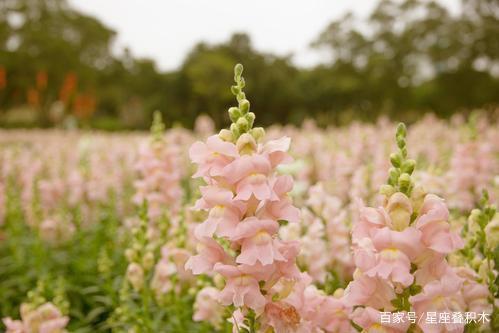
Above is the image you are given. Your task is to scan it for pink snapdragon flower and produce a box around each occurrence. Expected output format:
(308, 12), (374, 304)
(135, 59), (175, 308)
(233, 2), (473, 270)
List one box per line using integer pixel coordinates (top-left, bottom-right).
(189, 135), (239, 178)
(2, 302), (69, 333)
(344, 123), (467, 333)
(350, 307), (410, 333)
(193, 287), (225, 328)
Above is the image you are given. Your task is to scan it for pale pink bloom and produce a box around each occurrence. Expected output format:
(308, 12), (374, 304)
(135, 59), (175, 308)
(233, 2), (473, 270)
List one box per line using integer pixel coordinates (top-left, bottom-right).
(351, 307), (410, 333)
(415, 194), (463, 254)
(228, 309), (249, 333)
(413, 251), (450, 286)
(185, 238), (232, 274)
(190, 135), (239, 178)
(410, 274), (465, 333)
(233, 217), (284, 266)
(359, 227), (422, 287)
(261, 137), (293, 168)
(343, 274), (396, 310)
(222, 155), (277, 201)
(193, 287), (224, 327)
(256, 175), (300, 223)
(193, 186), (244, 239)
(2, 318), (24, 333)
(194, 114), (215, 137)
(262, 301), (309, 333)
(455, 267), (493, 314)
(151, 258), (176, 295)
(313, 297), (354, 333)
(167, 247), (195, 283)
(39, 218), (75, 244)
(352, 206), (389, 242)
(6, 302), (70, 333)
(267, 240), (302, 284)
(214, 263), (267, 311)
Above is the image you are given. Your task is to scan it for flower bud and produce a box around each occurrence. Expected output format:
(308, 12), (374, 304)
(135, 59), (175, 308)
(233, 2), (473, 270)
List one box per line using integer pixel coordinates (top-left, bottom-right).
(390, 153), (402, 167)
(126, 263), (144, 291)
(398, 173), (412, 192)
(485, 214), (499, 250)
(218, 129), (233, 142)
(236, 116), (249, 132)
(380, 184), (395, 197)
(250, 127), (265, 142)
(333, 288), (344, 298)
(388, 167), (400, 185)
(228, 107), (241, 123)
(402, 159), (416, 175)
(234, 63), (243, 77)
(142, 251), (155, 270)
(125, 248), (137, 262)
(236, 133), (257, 155)
(410, 185), (426, 213)
(230, 123), (240, 139)
(387, 192), (413, 231)
(213, 273), (225, 289)
(246, 112), (255, 128)
(239, 99), (250, 114)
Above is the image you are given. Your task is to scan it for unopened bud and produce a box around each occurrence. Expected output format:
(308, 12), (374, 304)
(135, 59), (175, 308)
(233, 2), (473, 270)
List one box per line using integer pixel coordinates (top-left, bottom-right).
(236, 117), (249, 132)
(250, 127), (265, 142)
(230, 123), (240, 139)
(390, 153), (402, 167)
(125, 248), (137, 262)
(333, 288), (344, 298)
(388, 167), (400, 185)
(398, 173), (412, 191)
(402, 159), (416, 174)
(387, 192), (413, 231)
(380, 184), (395, 197)
(228, 107), (241, 123)
(234, 63), (243, 77)
(142, 252), (155, 270)
(485, 214), (499, 250)
(218, 129), (233, 142)
(246, 112), (255, 128)
(126, 263), (144, 291)
(410, 185), (426, 213)
(239, 99), (250, 114)
(236, 133), (257, 155)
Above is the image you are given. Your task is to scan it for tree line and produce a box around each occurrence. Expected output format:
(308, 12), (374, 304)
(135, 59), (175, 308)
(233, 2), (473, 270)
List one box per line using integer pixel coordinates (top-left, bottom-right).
(0, 0), (498, 129)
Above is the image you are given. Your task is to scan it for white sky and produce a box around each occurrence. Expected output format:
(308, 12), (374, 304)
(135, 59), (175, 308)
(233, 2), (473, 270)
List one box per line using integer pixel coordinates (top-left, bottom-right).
(69, 0), (460, 71)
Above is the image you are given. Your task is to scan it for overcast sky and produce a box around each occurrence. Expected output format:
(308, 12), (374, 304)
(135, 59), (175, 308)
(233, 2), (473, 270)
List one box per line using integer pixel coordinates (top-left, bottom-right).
(69, 0), (460, 71)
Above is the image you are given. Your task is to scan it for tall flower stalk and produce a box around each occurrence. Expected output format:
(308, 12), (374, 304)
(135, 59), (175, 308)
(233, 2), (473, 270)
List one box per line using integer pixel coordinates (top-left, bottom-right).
(344, 123), (466, 333)
(186, 64), (306, 331)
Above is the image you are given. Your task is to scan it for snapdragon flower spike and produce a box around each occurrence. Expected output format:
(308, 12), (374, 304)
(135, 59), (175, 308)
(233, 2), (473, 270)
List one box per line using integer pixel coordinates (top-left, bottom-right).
(133, 111), (182, 222)
(344, 123), (466, 333)
(186, 64), (305, 330)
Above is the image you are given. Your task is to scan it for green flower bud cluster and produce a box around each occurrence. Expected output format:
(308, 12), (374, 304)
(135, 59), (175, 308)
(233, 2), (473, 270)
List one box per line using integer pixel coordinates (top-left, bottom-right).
(219, 64), (265, 143)
(53, 276), (69, 315)
(461, 191), (498, 324)
(385, 123), (416, 196)
(26, 279), (47, 308)
(151, 110), (165, 142)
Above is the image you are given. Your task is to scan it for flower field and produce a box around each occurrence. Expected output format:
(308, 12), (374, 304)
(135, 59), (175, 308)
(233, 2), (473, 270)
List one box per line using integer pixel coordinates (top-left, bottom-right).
(1, 65), (498, 333)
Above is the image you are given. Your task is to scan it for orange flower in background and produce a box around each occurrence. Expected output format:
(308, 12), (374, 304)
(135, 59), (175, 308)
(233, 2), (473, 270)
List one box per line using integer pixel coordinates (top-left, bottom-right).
(27, 88), (39, 107)
(73, 93), (96, 119)
(0, 67), (6, 90)
(36, 71), (48, 90)
(59, 72), (78, 105)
